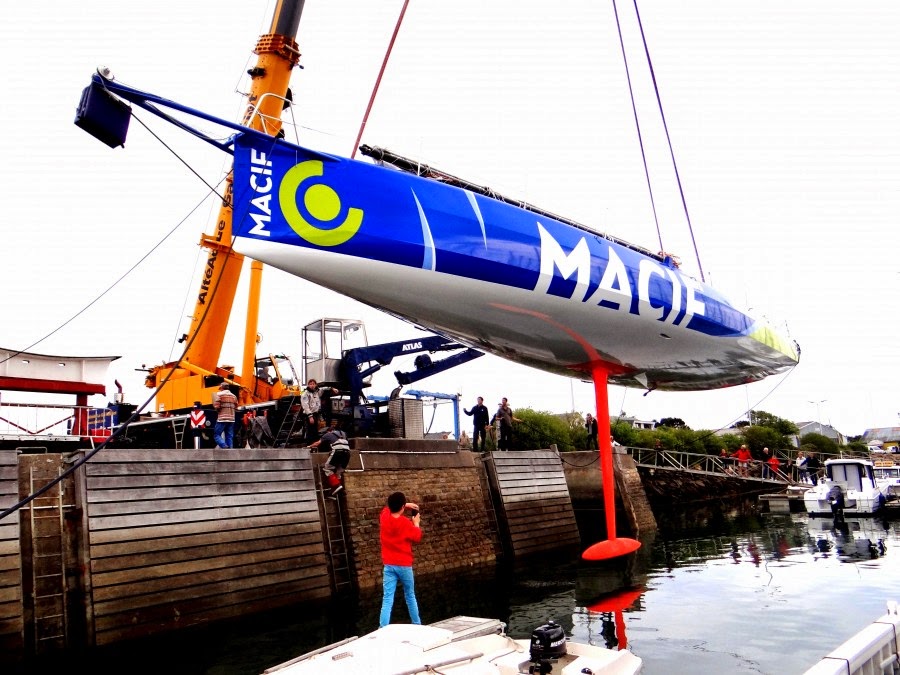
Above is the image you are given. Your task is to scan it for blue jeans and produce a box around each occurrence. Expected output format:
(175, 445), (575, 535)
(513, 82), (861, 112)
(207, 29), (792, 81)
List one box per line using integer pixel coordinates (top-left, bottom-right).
(214, 421), (234, 448)
(380, 565), (420, 628)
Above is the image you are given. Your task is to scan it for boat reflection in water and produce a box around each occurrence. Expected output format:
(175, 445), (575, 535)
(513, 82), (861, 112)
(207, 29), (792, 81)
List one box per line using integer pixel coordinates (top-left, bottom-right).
(805, 515), (889, 561)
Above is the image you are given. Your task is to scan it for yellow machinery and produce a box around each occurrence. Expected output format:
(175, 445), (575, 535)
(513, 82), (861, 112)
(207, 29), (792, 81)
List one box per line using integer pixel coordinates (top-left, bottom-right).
(144, 1), (306, 411)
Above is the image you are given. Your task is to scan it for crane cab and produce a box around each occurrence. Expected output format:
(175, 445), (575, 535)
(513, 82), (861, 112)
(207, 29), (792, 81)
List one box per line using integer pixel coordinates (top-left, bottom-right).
(301, 318), (368, 387)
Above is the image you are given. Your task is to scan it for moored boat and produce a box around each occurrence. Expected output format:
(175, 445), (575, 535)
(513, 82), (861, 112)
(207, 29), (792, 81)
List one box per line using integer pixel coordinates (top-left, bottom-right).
(802, 457), (886, 517)
(873, 462), (900, 499)
(262, 616), (642, 675)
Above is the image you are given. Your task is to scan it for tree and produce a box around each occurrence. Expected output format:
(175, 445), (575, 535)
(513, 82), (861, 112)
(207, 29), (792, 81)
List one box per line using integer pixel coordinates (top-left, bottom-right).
(611, 422), (638, 448)
(657, 417), (687, 429)
(800, 432), (838, 456)
(697, 431), (742, 455)
(845, 440), (869, 455)
(750, 410), (799, 435)
(741, 425), (786, 455)
(508, 408), (577, 451)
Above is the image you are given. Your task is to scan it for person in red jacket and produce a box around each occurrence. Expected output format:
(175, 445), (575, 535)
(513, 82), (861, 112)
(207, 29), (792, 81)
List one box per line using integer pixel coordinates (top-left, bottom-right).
(379, 491), (422, 628)
(766, 453), (781, 479)
(732, 445), (752, 477)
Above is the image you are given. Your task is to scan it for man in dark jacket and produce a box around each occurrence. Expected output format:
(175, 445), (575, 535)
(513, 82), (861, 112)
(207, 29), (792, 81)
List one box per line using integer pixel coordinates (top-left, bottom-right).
(463, 396), (490, 452)
(805, 453), (821, 486)
(585, 413), (599, 450)
(492, 398), (521, 451)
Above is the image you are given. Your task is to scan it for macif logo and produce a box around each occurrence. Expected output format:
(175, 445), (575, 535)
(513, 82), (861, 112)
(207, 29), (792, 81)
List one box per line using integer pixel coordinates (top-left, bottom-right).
(277, 160), (364, 246)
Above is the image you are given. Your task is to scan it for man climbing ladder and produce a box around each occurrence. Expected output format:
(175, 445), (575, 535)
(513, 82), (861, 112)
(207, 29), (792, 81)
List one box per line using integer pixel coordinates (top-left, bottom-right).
(311, 421), (351, 497)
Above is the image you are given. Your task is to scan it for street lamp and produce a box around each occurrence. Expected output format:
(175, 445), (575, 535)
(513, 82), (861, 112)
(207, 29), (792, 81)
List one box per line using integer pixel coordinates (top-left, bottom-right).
(808, 399), (827, 431)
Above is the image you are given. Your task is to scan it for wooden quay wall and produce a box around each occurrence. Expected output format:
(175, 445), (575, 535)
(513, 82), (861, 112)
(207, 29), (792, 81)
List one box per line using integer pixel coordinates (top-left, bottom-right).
(0, 443), (646, 664)
(0, 448), (22, 657)
(82, 448), (330, 646)
(485, 450), (582, 557)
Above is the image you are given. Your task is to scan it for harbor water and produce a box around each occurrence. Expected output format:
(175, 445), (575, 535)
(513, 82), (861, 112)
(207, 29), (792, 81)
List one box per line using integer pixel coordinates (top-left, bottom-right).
(35, 507), (900, 675)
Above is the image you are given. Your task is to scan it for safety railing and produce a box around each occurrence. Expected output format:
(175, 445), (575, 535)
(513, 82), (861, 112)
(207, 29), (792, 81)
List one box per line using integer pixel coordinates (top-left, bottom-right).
(627, 446), (793, 482)
(0, 401), (119, 442)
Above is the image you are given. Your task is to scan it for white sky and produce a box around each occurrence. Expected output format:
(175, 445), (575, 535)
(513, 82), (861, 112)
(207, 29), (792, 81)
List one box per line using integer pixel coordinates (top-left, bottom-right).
(1, 0), (898, 438)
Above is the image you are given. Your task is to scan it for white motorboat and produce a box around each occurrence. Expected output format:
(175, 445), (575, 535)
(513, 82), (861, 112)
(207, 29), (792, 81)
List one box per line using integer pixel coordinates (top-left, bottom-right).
(873, 463), (900, 498)
(802, 458), (887, 516)
(262, 616), (642, 675)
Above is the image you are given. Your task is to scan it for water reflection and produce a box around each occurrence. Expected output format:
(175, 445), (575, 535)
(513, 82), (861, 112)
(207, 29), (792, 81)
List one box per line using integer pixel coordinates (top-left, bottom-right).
(805, 515), (890, 561)
(28, 508), (899, 675)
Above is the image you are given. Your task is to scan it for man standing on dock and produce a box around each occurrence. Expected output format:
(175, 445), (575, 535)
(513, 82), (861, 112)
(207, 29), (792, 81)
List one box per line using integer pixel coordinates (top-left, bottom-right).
(492, 398), (521, 451)
(463, 396), (490, 452)
(379, 491), (422, 628)
(585, 413), (599, 450)
(301, 379), (338, 445)
(213, 383), (237, 449)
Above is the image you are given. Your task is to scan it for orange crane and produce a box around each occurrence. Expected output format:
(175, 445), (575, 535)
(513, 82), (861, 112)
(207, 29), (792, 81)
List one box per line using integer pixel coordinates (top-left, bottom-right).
(143, 1), (307, 412)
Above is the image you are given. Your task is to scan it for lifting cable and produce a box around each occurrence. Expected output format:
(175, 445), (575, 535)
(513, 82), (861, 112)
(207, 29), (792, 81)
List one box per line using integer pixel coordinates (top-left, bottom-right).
(351, 0), (410, 158)
(613, 0), (706, 282)
(0, 108), (264, 522)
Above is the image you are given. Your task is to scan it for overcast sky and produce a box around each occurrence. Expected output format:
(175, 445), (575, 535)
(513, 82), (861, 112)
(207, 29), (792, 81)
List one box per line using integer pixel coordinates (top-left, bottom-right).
(1, 0), (898, 438)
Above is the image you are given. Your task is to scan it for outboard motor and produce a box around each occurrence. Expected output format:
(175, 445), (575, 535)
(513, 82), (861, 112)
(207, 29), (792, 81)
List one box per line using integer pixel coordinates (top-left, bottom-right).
(827, 485), (845, 519)
(529, 620), (567, 673)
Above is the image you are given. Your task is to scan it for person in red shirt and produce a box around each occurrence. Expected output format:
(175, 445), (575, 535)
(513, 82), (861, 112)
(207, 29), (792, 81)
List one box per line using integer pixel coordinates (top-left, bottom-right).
(766, 453), (781, 479)
(379, 491), (422, 628)
(732, 445), (752, 477)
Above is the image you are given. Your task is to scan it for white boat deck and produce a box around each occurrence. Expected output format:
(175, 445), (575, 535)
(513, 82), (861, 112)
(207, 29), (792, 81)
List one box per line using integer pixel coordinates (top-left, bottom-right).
(803, 602), (899, 675)
(262, 616), (642, 675)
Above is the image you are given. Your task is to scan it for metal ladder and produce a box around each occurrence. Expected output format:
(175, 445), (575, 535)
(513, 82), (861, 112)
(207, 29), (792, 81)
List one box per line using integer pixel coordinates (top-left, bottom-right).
(275, 397), (302, 447)
(476, 455), (504, 557)
(28, 465), (68, 653)
(316, 470), (354, 593)
(172, 416), (188, 449)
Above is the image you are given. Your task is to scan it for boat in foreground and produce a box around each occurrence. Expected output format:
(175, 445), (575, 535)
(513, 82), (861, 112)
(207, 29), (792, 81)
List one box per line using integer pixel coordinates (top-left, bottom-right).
(262, 616), (642, 675)
(803, 601), (899, 675)
(802, 457), (887, 517)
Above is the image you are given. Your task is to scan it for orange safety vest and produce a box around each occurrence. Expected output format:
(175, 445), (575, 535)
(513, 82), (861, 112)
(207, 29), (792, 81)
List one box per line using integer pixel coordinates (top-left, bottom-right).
(190, 408), (206, 429)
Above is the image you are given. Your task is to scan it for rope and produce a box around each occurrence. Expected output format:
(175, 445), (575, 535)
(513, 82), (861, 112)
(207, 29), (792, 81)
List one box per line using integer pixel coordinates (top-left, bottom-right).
(611, 0), (664, 254)
(0, 116), (285, 522)
(631, 0), (706, 281)
(351, 0), (410, 158)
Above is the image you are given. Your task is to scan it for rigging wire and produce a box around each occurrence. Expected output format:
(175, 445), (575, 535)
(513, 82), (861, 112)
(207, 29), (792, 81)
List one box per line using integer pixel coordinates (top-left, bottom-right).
(631, 0), (706, 282)
(0, 110), (228, 370)
(0, 110), (266, 522)
(351, 0), (410, 158)
(690, 364), (800, 445)
(611, 0), (664, 254)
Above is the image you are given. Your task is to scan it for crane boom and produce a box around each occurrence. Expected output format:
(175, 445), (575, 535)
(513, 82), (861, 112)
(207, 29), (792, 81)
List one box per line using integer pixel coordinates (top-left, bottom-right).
(144, 0), (306, 411)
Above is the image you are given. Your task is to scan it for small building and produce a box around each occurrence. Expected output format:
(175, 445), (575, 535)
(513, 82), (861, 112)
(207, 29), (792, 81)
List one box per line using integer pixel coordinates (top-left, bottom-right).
(861, 427), (900, 453)
(618, 415), (657, 430)
(794, 421), (845, 446)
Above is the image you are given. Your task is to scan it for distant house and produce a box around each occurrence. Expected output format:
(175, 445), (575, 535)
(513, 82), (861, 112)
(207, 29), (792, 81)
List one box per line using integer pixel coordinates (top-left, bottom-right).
(617, 415), (656, 430)
(794, 421), (845, 446)
(861, 427), (900, 453)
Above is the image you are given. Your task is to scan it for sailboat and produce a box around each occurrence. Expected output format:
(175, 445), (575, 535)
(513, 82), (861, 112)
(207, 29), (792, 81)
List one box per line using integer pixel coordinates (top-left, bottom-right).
(75, 0), (798, 561)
